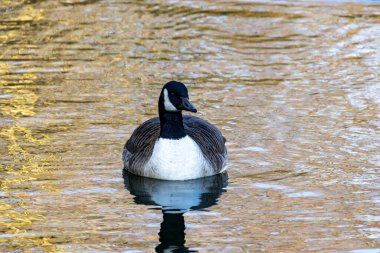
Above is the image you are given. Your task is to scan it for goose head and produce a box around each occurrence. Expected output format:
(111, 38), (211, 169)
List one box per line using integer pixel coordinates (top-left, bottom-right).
(159, 81), (197, 113)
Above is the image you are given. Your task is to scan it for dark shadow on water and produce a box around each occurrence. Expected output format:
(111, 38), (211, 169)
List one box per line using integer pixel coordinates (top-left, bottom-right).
(123, 170), (228, 253)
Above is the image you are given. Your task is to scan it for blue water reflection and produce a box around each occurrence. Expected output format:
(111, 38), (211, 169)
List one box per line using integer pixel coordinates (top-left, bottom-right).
(123, 171), (228, 252)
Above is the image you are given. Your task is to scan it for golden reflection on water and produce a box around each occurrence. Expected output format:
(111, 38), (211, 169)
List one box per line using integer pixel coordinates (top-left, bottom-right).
(1, 0), (380, 252)
(0, 3), (59, 252)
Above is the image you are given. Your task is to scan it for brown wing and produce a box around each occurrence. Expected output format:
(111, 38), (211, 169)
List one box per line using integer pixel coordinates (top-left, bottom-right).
(123, 117), (160, 170)
(183, 115), (227, 173)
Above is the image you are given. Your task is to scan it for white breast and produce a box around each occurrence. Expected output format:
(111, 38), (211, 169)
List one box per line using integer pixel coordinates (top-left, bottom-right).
(143, 136), (214, 180)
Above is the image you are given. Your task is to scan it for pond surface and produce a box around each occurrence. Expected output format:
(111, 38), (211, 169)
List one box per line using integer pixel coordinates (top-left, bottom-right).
(1, 0), (380, 252)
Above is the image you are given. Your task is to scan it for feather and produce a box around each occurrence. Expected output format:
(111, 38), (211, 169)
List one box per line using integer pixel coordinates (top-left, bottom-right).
(123, 115), (227, 174)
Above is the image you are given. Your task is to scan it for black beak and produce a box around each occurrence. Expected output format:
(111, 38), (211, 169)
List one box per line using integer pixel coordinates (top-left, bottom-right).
(181, 97), (197, 113)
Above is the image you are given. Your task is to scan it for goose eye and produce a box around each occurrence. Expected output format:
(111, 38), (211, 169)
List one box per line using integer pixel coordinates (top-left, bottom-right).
(170, 92), (175, 96)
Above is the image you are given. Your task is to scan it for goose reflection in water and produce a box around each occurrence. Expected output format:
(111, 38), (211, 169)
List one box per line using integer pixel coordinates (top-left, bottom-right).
(123, 171), (228, 253)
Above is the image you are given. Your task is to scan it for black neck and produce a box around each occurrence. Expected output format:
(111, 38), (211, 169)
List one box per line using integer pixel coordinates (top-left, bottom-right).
(158, 97), (186, 139)
(159, 111), (186, 139)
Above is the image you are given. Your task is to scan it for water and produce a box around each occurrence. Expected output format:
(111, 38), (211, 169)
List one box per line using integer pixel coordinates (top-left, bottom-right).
(0, 0), (379, 252)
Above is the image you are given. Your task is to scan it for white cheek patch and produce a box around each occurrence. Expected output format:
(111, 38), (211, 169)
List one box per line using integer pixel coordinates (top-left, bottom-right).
(164, 89), (179, 112)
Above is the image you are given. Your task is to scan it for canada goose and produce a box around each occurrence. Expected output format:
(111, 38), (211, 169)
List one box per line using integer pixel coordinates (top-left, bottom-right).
(123, 81), (227, 180)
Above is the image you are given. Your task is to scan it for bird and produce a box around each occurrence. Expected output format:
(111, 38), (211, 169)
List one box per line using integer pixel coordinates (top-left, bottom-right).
(123, 81), (227, 180)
